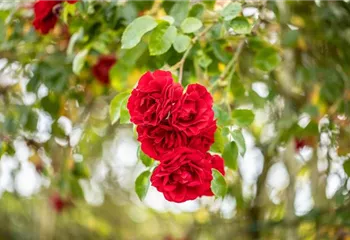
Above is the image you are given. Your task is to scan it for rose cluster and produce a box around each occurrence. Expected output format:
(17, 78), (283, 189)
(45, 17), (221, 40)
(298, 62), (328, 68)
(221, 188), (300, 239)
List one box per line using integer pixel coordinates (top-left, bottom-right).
(33, 0), (77, 35)
(127, 70), (225, 203)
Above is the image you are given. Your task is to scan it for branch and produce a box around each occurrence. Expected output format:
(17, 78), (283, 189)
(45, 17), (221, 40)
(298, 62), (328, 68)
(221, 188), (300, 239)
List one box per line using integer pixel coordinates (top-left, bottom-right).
(172, 24), (215, 84)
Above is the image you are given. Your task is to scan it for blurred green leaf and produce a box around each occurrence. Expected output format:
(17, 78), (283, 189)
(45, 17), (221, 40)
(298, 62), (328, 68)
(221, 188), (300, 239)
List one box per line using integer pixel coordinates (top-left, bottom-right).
(210, 127), (225, 153)
(24, 111), (38, 132)
(231, 130), (246, 156)
(149, 22), (177, 56)
(282, 30), (299, 47)
(230, 17), (251, 34)
(135, 170), (151, 201)
(169, 0), (189, 26)
(120, 98), (131, 124)
(72, 162), (90, 179)
(138, 147), (153, 167)
(67, 27), (84, 55)
(180, 17), (202, 33)
(63, 2), (76, 23)
(213, 105), (231, 127)
(109, 92), (130, 125)
(254, 47), (281, 72)
(173, 34), (191, 53)
(189, 3), (205, 18)
(220, 2), (242, 21)
(121, 16), (158, 49)
(223, 141), (238, 170)
(343, 160), (350, 176)
(70, 177), (84, 199)
(229, 73), (245, 99)
(212, 41), (231, 63)
(197, 51), (212, 68)
(73, 49), (89, 75)
(41, 94), (60, 118)
(232, 109), (255, 127)
(211, 169), (227, 198)
(203, 0), (216, 9)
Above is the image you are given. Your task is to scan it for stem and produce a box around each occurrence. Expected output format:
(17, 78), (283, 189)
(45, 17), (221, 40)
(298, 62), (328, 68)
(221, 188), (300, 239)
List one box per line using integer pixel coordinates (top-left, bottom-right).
(178, 46), (192, 85)
(173, 24), (215, 84)
(219, 39), (245, 82)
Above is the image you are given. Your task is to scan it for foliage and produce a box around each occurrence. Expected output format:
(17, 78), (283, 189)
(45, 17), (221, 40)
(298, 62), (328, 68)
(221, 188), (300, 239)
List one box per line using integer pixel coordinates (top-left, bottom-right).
(0, 0), (350, 239)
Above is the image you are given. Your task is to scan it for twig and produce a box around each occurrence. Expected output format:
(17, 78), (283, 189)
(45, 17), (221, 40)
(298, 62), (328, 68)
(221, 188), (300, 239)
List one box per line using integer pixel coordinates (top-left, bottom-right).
(173, 24), (215, 84)
(219, 39), (245, 82)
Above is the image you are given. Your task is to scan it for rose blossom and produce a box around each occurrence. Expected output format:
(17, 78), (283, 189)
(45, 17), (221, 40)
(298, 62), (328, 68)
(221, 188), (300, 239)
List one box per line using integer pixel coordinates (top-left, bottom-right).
(92, 55), (117, 85)
(33, 0), (60, 34)
(151, 147), (225, 203)
(171, 83), (215, 136)
(127, 70), (183, 126)
(137, 120), (216, 160)
(33, 0), (77, 35)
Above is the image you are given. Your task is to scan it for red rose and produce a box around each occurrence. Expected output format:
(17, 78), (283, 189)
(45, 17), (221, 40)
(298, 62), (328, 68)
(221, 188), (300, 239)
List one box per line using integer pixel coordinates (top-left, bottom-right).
(137, 120), (216, 160)
(188, 120), (216, 153)
(171, 83), (215, 136)
(92, 55), (117, 85)
(127, 70), (183, 126)
(49, 193), (67, 213)
(33, 0), (60, 34)
(151, 147), (225, 203)
(33, 0), (76, 35)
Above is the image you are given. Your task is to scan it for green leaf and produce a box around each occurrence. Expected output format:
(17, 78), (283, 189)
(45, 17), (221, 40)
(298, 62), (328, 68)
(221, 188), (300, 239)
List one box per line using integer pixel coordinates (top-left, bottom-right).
(109, 92), (130, 124)
(170, 0), (189, 26)
(138, 147), (154, 167)
(230, 17), (251, 34)
(149, 22), (177, 56)
(180, 17), (203, 33)
(67, 27), (84, 55)
(121, 16), (158, 49)
(173, 34), (191, 53)
(161, 16), (175, 25)
(62, 2), (76, 23)
(231, 130), (246, 156)
(254, 47), (281, 72)
(229, 73), (245, 99)
(69, 177), (84, 199)
(213, 105), (231, 127)
(210, 128), (225, 153)
(72, 162), (90, 179)
(211, 169), (227, 198)
(220, 2), (242, 21)
(135, 170), (151, 201)
(41, 93), (60, 118)
(343, 160), (350, 176)
(73, 49), (89, 75)
(232, 109), (255, 127)
(223, 141), (238, 170)
(120, 98), (131, 124)
(24, 110), (38, 132)
(110, 42), (147, 91)
(203, 0), (216, 9)
(0, 18), (4, 40)
(197, 51), (212, 68)
(189, 3), (205, 18)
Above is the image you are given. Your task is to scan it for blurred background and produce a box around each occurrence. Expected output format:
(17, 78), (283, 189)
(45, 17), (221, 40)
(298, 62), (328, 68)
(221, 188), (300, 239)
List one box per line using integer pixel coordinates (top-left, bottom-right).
(1, 0), (350, 239)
